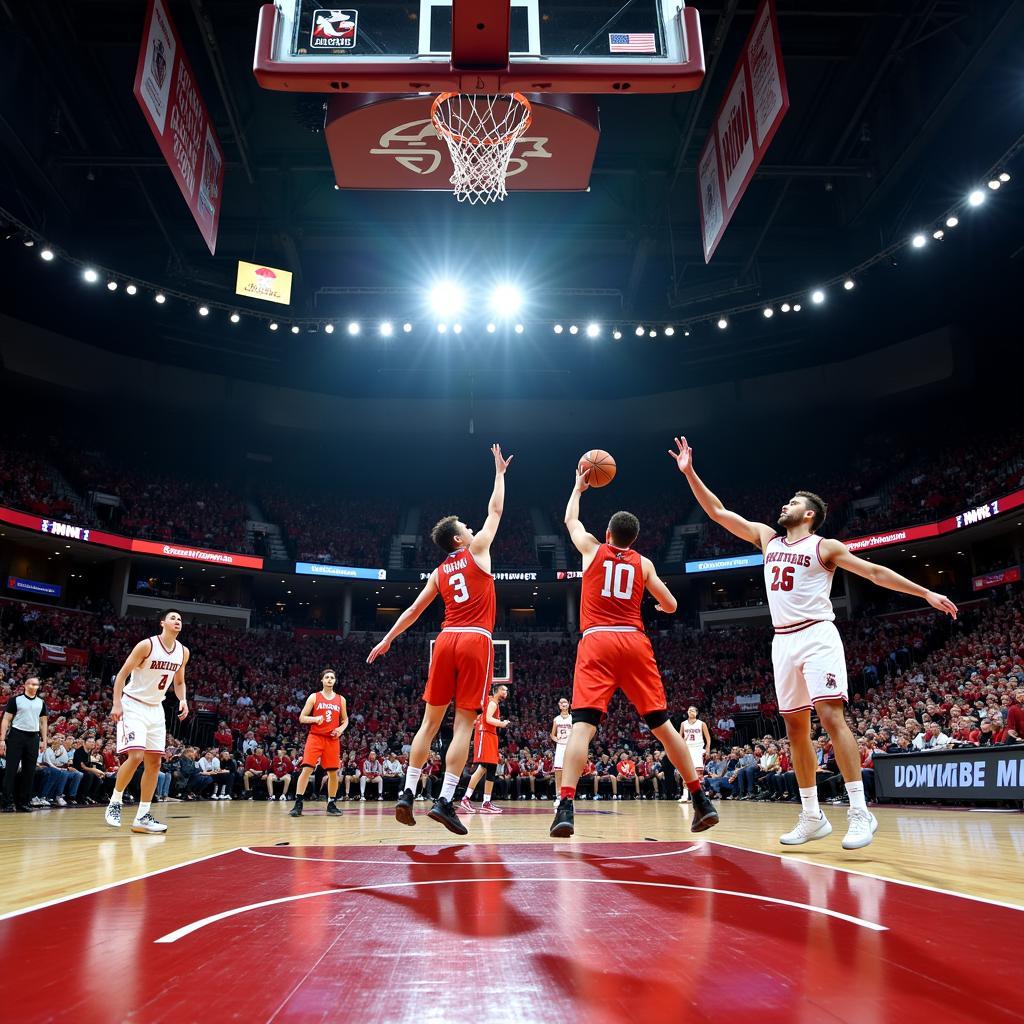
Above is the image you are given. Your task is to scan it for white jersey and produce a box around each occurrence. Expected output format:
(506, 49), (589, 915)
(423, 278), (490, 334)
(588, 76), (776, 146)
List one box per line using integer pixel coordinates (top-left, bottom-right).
(552, 713), (573, 746)
(763, 534), (835, 631)
(123, 636), (184, 706)
(682, 719), (706, 749)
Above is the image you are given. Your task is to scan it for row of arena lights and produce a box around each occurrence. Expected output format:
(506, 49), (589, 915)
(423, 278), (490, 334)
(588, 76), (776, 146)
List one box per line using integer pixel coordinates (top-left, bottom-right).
(20, 171), (1014, 334)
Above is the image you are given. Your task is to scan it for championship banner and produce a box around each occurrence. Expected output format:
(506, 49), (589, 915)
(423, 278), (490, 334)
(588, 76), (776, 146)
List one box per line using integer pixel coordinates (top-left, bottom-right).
(874, 746), (1024, 803)
(38, 643), (90, 667)
(236, 261), (293, 305)
(698, 0), (789, 262)
(972, 567), (1021, 592)
(133, 0), (225, 254)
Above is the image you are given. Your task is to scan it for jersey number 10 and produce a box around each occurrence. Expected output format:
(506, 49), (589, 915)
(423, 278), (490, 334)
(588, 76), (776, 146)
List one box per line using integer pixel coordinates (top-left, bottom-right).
(600, 560), (636, 599)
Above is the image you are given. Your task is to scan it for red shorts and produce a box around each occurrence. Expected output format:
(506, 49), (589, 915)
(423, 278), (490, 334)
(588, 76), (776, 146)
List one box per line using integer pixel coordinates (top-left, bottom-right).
(423, 628), (493, 711)
(473, 730), (499, 765)
(302, 733), (341, 770)
(572, 628), (667, 717)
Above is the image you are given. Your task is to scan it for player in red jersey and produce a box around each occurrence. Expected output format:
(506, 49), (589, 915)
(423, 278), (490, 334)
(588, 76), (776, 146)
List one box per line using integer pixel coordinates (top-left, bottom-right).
(458, 683), (509, 814)
(367, 443), (512, 835)
(289, 668), (347, 817)
(550, 467), (719, 838)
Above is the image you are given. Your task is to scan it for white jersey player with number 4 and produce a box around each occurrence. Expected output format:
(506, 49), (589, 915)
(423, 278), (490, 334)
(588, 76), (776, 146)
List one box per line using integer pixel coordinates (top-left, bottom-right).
(670, 436), (957, 854)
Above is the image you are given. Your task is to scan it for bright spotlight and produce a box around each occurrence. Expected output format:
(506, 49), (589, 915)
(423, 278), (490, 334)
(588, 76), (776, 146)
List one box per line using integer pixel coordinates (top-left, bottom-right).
(269, 321), (278, 330)
(586, 322), (600, 338)
(987, 179), (1001, 191)
(664, 326), (675, 336)
(569, 325), (578, 335)
(40, 248), (54, 262)
(324, 323), (335, 334)
(911, 233), (926, 248)
(125, 283), (137, 295)
(967, 189), (985, 207)
(437, 323), (447, 333)
(106, 280), (118, 291)
(490, 283), (523, 317)
(403, 322), (412, 333)
(635, 325), (645, 337)
(230, 312), (240, 324)
(684, 330), (690, 337)
(290, 325), (300, 334)
(763, 307), (773, 318)
(612, 330), (622, 340)
(717, 318), (728, 330)
(514, 323), (524, 334)
(811, 289), (825, 304)
(648, 330), (657, 338)
(486, 322), (496, 333)
(198, 305), (209, 316)
(452, 323), (462, 334)
(999, 172), (1010, 183)
(843, 279), (855, 291)
(553, 324), (563, 334)
(82, 268), (99, 283)
(429, 281), (465, 316)
(946, 215), (959, 228)
(347, 321), (360, 335)
(378, 321), (392, 337)
(793, 303), (802, 312)
(780, 302), (791, 313)
(933, 229), (944, 240)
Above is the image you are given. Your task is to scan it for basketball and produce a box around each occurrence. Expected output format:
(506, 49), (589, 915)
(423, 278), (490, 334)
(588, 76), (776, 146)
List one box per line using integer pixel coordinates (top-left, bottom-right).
(578, 449), (616, 487)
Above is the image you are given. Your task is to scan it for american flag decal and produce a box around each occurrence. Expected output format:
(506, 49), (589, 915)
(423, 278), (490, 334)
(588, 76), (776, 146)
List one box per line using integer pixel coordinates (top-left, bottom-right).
(609, 32), (657, 53)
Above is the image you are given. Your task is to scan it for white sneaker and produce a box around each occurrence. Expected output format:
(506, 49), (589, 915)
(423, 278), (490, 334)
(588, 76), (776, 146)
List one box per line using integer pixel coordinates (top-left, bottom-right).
(212, 793), (222, 800)
(56, 796), (67, 807)
(224, 794), (233, 800)
(842, 809), (878, 850)
(131, 812), (168, 834)
(360, 795), (366, 801)
(39, 797), (52, 807)
(780, 811), (833, 846)
(104, 803), (122, 828)
(29, 796), (42, 807)
(678, 795), (689, 803)
(377, 796), (384, 801)
(415, 795), (425, 802)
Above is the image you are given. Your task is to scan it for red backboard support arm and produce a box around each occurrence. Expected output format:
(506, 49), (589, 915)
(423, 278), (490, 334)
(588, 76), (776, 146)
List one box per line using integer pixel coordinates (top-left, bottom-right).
(451, 0), (511, 71)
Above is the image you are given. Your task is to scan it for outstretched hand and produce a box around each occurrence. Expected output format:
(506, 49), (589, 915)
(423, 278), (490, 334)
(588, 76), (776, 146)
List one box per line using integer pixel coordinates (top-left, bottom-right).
(367, 638), (391, 664)
(574, 466), (591, 493)
(926, 592), (959, 619)
(667, 436), (693, 475)
(492, 443), (514, 474)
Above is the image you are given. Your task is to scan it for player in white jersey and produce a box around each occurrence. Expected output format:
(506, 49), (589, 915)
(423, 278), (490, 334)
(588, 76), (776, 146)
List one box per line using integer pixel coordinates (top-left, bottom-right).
(105, 609), (189, 834)
(670, 437), (957, 851)
(549, 698), (573, 805)
(678, 706), (710, 803)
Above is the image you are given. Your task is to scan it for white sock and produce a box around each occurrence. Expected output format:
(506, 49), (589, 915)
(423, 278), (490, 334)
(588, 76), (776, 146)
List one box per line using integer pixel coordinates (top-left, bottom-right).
(404, 767), (422, 794)
(109, 789), (124, 806)
(440, 772), (460, 801)
(360, 777), (366, 795)
(135, 801), (151, 820)
(799, 787), (820, 817)
(845, 780), (867, 812)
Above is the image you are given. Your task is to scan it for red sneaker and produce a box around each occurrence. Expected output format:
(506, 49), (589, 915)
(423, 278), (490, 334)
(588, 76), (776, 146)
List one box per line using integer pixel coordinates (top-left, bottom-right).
(478, 803), (502, 814)
(458, 797), (476, 814)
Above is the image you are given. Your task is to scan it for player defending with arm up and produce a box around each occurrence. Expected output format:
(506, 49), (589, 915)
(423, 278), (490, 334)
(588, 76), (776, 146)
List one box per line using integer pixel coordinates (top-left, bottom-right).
(368, 443), (512, 835)
(550, 467), (719, 838)
(669, 435), (956, 850)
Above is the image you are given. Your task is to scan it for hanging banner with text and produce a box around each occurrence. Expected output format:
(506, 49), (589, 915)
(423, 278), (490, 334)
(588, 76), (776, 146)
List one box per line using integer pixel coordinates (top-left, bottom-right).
(236, 261), (294, 305)
(133, 0), (225, 254)
(697, 0), (789, 263)
(972, 566), (1021, 591)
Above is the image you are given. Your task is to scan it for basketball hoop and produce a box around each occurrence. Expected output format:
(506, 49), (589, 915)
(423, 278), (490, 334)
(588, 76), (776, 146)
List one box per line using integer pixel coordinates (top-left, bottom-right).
(430, 92), (533, 204)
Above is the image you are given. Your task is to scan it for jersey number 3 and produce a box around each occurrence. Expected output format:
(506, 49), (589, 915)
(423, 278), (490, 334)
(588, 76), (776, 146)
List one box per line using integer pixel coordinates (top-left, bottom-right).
(600, 560), (636, 599)
(449, 572), (470, 604)
(770, 565), (795, 591)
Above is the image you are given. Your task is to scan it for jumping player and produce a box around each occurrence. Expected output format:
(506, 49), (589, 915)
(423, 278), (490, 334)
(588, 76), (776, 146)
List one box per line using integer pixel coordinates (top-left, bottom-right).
(549, 697), (573, 805)
(105, 609), (189, 834)
(289, 668), (347, 818)
(367, 443), (512, 835)
(669, 435), (958, 849)
(679, 706), (711, 803)
(459, 683), (509, 814)
(550, 467), (719, 838)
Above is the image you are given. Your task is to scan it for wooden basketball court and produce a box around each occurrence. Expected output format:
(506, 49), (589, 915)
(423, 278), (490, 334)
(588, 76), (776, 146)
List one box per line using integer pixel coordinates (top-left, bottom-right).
(3, 800), (1021, 1023)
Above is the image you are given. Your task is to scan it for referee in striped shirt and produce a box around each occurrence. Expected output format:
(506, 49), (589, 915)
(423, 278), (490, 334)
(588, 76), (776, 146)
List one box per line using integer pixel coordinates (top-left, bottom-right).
(1, 677), (48, 812)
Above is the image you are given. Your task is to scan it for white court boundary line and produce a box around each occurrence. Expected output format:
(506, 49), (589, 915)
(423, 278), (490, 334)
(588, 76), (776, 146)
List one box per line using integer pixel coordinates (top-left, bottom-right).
(155, 875), (886, 943)
(240, 843), (700, 867)
(702, 838), (1024, 914)
(0, 846), (244, 922)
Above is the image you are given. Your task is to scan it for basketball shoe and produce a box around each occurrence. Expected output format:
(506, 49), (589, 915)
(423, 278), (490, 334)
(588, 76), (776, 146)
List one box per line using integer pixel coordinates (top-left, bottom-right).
(427, 797), (468, 836)
(458, 797), (476, 814)
(131, 813), (168, 834)
(780, 811), (833, 845)
(395, 788), (416, 826)
(478, 802), (502, 814)
(104, 803), (121, 828)
(841, 809), (878, 850)
(689, 788), (720, 833)
(549, 798), (574, 838)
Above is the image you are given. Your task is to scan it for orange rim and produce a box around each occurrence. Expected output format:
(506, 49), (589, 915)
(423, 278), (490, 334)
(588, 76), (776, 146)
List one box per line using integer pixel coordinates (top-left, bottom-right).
(430, 92), (533, 147)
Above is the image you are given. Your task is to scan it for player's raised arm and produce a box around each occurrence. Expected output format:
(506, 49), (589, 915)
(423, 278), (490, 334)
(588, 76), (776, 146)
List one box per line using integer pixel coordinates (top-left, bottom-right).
(667, 436), (775, 552)
(110, 639), (153, 723)
(641, 557), (677, 614)
(564, 468), (600, 557)
(819, 539), (959, 618)
(366, 572), (441, 663)
(470, 443), (514, 555)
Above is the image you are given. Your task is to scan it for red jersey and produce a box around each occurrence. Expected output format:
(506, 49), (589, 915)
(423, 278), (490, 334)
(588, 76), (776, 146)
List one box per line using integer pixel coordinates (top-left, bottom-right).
(580, 543), (645, 632)
(475, 699), (500, 739)
(437, 548), (496, 631)
(308, 692), (344, 736)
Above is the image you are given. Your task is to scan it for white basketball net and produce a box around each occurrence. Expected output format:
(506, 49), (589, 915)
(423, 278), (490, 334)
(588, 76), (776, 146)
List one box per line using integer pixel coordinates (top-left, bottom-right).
(430, 92), (533, 205)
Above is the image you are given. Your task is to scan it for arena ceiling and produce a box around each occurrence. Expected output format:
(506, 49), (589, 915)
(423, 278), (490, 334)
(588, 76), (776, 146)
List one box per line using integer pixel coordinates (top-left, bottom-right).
(1, 0), (1023, 400)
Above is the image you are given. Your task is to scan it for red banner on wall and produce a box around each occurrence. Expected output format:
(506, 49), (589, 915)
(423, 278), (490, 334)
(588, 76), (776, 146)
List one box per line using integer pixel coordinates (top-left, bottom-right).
(972, 567), (1021, 592)
(38, 643), (90, 667)
(698, 0), (789, 263)
(133, 0), (224, 254)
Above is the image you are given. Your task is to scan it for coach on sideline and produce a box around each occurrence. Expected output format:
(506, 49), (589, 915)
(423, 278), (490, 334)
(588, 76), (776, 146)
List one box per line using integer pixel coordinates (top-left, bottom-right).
(1, 676), (48, 812)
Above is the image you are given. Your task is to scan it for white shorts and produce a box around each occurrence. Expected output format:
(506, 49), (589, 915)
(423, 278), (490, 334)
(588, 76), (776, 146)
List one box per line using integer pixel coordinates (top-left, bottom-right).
(771, 620), (848, 714)
(554, 744), (567, 770)
(686, 746), (704, 771)
(117, 697), (166, 754)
